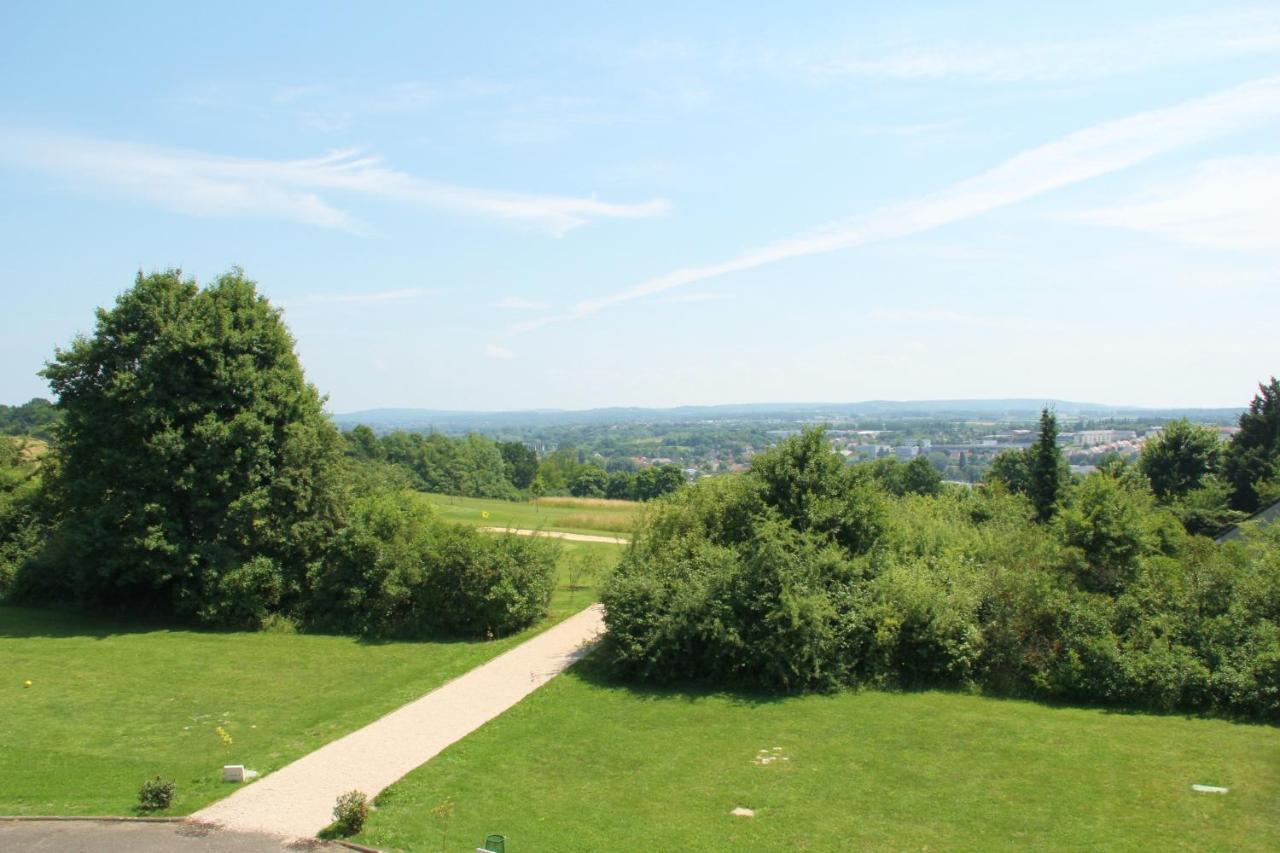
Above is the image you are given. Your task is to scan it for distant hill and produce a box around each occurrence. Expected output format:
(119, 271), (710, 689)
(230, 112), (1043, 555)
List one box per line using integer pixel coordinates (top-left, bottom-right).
(331, 400), (1243, 432)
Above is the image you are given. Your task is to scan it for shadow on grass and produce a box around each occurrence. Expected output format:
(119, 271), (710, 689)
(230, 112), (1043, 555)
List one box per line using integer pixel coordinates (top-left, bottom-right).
(568, 644), (1280, 728)
(564, 651), (791, 710)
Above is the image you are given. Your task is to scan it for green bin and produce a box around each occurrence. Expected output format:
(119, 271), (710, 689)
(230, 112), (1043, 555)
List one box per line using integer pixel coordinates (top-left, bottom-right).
(483, 834), (506, 853)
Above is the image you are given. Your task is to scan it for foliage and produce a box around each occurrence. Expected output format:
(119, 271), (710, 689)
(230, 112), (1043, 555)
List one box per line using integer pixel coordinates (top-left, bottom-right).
(332, 789), (369, 835)
(603, 426), (1280, 718)
(136, 776), (175, 811)
(569, 464), (608, 497)
(603, 429), (887, 691)
(37, 269), (345, 623)
(1224, 376), (1280, 512)
(498, 441), (538, 490)
(0, 438), (47, 600)
(984, 409), (1068, 523)
(377, 431), (520, 500)
(1028, 408), (1066, 522)
(1168, 476), (1243, 537)
(0, 398), (60, 441)
(1139, 418), (1223, 500)
(870, 455), (943, 497)
(307, 492), (558, 638)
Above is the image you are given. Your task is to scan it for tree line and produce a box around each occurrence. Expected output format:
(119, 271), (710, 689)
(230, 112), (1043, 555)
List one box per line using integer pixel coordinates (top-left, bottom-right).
(340, 424), (685, 502)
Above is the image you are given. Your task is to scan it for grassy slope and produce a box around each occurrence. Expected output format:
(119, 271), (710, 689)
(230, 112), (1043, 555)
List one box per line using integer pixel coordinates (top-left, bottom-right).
(419, 493), (638, 537)
(358, 658), (1280, 852)
(0, 541), (620, 816)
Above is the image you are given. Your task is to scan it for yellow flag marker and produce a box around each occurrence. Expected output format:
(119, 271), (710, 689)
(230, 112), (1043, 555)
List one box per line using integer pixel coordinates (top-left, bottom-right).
(23, 680), (32, 688)
(481, 511), (491, 519)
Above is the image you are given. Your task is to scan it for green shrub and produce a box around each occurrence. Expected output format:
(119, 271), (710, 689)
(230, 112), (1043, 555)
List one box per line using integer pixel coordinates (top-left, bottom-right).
(137, 776), (175, 811)
(307, 492), (557, 639)
(603, 430), (1280, 720)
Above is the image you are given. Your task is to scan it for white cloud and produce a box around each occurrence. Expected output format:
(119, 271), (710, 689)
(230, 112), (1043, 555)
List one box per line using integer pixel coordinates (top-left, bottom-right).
(0, 130), (670, 235)
(1066, 155), (1280, 252)
(485, 344), (516, 360)
(494, 296), (549, 310)
(509, 75), (1280, 336)
(806, 8), (1280, 83)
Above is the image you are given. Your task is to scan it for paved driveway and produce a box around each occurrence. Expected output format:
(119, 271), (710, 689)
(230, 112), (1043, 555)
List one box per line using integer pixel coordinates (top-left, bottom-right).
(0, 820), (335, 852)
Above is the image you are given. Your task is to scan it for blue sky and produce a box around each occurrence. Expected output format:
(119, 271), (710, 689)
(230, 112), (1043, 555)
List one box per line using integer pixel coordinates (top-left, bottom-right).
(1, 1), (1277, 412)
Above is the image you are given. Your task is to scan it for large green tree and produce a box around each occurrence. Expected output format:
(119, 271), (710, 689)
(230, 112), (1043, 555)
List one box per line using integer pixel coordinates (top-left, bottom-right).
(41, 269), (344, 622)
(1138, 419), (1222, 501)
(1224, 377), (1280, 513)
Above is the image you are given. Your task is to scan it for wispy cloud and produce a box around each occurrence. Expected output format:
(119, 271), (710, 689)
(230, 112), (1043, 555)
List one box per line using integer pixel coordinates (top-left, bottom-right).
(655, 292), (729, 304)
(1066, 155), (1280, 252)
(287, 287), (439, 306)
(485, 344), (516, 360)
(494, 295), (549, 310)
(0, 130), (670, 235)
(509, 75), (1280, 336)
(805, 9), (1280, 83)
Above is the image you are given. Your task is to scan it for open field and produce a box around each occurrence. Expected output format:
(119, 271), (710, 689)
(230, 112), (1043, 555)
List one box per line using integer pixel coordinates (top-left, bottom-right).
(356, 658), (1280, 852)
(0, 542), (620, 817)
(419, 493), (640, 536)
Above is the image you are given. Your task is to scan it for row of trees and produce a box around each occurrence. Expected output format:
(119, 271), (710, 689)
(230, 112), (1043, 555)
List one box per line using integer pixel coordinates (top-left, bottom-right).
(0, 398), (59, 441)
(1, 270), (557, 638)
(602, 398), (1280, 718)
(342, 424), (685, 502)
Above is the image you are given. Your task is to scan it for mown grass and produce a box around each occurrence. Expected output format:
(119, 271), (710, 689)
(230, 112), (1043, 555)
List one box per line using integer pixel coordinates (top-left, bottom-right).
(0, 542), (621, 817)
(419, 493), (639, 537)
(356, 657), (1280, 852)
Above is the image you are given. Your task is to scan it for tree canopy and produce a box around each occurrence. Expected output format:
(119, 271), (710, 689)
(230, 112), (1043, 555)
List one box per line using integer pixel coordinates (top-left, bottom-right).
(39, 269), (344, 619)
(1139, 418), (1222, 501)
(1224, 377), (1280, 513)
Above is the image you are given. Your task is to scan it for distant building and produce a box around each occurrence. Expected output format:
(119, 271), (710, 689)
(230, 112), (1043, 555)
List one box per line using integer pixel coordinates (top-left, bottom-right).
(1074, 429), (1137, 447)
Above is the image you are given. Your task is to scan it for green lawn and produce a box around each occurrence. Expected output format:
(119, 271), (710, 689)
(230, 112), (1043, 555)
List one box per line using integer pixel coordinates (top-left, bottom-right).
(357, 658), (1280, 852)
(0, 542), (620, 817)
(420, 493), (638, 537)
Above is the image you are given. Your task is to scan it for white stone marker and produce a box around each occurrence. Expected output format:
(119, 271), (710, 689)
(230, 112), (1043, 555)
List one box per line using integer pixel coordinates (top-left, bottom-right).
(223, 765), (247, 783)
(1191, 784), (1228, 794)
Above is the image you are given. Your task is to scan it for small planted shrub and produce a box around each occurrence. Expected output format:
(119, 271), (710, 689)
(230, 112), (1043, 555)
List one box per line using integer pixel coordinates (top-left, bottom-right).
(137, 776), (175, 811)
(332, 789), (369, 835)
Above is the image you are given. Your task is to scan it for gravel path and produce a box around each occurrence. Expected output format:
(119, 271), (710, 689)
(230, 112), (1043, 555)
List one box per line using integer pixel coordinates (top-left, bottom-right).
(193, 604), (605, 841)
(477, 526), (630, 544)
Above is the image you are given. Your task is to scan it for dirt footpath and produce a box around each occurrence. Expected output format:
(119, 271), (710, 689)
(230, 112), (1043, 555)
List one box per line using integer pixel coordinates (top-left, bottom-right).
(477, 526), (629, 544)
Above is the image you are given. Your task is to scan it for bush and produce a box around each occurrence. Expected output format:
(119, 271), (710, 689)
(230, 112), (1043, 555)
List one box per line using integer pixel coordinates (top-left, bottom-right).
(137, 776), (175, 811)
(332, 789), (368, 835)
(307, 492), (558, 639)
(603, 429), (1280, 719)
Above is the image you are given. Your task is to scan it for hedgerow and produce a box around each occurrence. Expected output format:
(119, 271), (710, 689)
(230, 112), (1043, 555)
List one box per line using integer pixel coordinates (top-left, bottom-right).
(601, 428), (1280, 719)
